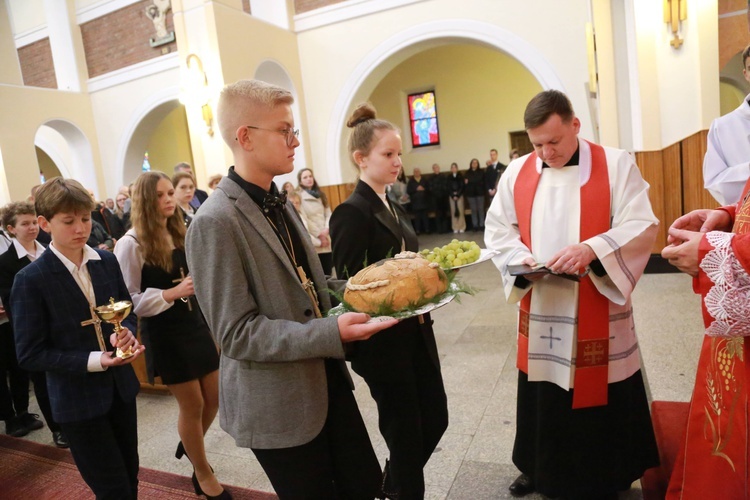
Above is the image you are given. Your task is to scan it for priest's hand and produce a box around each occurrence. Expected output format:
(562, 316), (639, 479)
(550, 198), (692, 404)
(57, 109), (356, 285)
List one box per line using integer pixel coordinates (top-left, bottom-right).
(661, 228), (703, 276)
(667, 209), (732, 244)
(520, 256), (545, 282)
(337, 312), (398, 343)
(545, 243), (596, 275)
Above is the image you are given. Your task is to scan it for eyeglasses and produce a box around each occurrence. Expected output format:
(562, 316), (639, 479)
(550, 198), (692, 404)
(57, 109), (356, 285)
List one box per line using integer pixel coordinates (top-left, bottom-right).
(245, 125), (300, 147)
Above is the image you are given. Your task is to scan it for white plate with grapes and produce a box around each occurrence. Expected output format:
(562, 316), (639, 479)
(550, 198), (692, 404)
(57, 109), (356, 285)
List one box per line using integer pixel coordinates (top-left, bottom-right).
(420, 240), (499, 270)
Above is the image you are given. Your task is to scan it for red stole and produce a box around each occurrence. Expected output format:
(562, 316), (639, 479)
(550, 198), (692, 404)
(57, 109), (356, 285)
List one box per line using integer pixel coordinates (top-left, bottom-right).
(514, 141), (611, 409)
(667, 182), (750, 499)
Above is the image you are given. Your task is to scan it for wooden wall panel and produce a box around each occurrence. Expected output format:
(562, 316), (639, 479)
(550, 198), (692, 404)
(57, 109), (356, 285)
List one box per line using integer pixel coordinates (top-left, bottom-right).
(662, 142), (683, 236)
(681, 130), (718, 213)
(319, 182), (356, 212)
(319, 185), (338, 210)
(637, 151), (667, 252)
(336, 183), (356, 210)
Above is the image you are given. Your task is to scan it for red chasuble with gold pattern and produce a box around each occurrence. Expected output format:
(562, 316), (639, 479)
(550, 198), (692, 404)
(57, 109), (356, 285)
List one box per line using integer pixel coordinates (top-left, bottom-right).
(668, 179), (750, 499)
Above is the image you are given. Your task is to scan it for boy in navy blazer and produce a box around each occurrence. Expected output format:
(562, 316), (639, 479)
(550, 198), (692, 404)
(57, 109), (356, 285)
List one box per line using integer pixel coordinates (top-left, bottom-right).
(11, 177), (145, 499)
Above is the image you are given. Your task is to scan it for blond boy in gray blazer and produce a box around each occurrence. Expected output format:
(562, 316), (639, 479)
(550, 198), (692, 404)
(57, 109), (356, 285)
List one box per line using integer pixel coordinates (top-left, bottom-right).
(186, 79), (395, 499)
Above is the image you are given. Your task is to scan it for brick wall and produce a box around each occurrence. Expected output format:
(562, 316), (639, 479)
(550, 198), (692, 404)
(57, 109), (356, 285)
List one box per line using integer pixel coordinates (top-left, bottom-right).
(81, 0), (177, 78)
(294, 0), (348, 14)
(17, 38), (57, 89)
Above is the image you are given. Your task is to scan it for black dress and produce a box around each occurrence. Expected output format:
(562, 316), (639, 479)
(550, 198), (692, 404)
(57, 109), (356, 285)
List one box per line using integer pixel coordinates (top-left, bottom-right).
(140, 249), (218, 384)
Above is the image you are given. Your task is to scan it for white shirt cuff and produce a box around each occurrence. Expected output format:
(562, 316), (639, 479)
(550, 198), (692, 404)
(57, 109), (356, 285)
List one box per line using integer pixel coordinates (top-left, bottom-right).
(87, 351), (108, 372)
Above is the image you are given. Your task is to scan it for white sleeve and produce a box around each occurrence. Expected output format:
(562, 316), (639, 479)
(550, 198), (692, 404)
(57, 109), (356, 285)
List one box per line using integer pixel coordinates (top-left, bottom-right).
(484, 161), (535, 304)
(583, 150), (658, 305)
(113, 233), (173, 317)
(703, 119), (749, 206)
(86, 351), (107, 372)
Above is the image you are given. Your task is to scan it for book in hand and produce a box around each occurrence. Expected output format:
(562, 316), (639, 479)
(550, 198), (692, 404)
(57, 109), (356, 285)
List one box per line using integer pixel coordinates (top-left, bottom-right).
(507, 263), (584, 282)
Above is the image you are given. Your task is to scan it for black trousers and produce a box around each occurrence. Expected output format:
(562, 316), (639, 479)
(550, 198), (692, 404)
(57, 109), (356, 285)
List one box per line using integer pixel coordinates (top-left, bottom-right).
(351, 321), (449, 499)
(317, 252), (333, 277)
(0, 322), (29, 421)
(60, 388), (139, 500)
(252, 360), (381, 499)
(411, 209), (430, 234)
(29, 370), (60, 432)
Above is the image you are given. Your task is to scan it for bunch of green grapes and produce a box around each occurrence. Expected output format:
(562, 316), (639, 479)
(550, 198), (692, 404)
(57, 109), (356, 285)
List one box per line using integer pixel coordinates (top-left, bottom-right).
(420, 239), (482, 268)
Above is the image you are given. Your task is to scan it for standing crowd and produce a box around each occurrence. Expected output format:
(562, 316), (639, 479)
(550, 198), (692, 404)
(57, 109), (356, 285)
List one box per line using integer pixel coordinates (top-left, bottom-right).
(1, 71), (748, 500)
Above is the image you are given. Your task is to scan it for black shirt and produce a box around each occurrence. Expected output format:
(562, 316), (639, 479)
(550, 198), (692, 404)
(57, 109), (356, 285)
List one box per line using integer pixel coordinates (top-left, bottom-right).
(226, 167), (317, 288)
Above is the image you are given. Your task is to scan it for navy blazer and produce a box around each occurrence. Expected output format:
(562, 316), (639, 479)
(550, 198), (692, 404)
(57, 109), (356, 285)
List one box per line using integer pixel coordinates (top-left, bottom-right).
(0, 244), (29, 311)
(10, 248), (139, 423)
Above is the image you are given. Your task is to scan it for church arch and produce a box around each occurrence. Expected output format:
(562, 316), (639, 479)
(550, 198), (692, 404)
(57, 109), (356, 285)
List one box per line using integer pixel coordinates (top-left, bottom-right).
(35, 119), (96, 191)
(326, 19), (565, 183)
(254, 60), (308, 187)
(720, 51), (748, 115)
(116, 86), (182, 187)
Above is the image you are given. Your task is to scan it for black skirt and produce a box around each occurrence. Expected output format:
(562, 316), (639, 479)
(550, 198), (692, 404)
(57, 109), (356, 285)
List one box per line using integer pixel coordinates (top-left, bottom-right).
(513, 370), (659, 498)
(141, 249), (219, 385)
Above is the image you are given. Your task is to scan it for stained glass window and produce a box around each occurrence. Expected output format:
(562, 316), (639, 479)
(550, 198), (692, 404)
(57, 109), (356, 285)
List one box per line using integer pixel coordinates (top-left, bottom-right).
(407, 91), (440, 148)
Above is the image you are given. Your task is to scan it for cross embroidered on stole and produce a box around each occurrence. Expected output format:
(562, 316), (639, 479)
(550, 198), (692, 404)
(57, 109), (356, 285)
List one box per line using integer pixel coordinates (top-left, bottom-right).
(513, 140), (611, 409)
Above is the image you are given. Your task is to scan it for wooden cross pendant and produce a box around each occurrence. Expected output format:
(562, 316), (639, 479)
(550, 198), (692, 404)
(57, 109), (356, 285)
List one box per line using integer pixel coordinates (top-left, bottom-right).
(171, 267), (193, 311)
(81, 306), (106, 351)
(297, 266), (322, 319)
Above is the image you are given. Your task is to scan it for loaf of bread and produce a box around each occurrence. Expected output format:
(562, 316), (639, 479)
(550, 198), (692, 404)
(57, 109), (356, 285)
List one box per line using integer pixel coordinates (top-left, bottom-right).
(344, 252), (448, 314)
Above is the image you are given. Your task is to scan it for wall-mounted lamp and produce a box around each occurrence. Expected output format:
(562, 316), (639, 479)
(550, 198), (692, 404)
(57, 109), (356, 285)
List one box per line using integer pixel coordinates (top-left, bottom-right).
(181, 53), (214, 136)
(664, 0), (687, 49)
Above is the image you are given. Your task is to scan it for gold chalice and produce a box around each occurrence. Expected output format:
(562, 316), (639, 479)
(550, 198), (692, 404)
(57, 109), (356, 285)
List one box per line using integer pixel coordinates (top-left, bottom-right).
(95, 297), (134, 359)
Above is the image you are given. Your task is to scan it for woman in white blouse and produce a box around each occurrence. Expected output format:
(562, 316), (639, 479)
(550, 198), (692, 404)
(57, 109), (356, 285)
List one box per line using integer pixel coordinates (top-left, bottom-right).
(114, 172), (226, 499)
(296, 168), (333, 275)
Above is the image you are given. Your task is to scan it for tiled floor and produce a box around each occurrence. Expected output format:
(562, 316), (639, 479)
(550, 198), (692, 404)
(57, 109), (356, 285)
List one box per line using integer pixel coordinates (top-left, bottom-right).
(20, 231), (704, 499)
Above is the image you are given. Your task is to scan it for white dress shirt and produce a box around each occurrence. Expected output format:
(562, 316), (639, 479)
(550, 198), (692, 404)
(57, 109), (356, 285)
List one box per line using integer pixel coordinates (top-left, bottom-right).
(48, 243), (108, 372)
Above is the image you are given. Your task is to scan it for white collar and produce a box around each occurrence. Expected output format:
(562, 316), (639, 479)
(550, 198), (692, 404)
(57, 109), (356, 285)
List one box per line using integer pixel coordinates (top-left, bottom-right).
(12, 239), (45, 260)
(738, 94), (750, 120)
(49, 242), (101, 272)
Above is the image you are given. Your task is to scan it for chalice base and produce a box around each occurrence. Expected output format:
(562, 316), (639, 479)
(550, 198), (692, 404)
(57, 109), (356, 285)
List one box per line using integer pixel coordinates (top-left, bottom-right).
(116, 347), (135, 359)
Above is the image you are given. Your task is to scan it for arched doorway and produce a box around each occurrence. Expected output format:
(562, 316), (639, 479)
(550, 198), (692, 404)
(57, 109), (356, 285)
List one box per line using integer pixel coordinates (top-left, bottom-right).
(35, 120), (97, 193)
(34, 125), (69, 182)
(255, 60), (307, 189)
(326, 19), (564, 183)
(720, 51), (748, 116)
(117, 86), (192, 189)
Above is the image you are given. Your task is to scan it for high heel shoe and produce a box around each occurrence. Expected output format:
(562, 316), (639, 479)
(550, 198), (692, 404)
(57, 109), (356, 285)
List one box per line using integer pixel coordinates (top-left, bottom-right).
(192, 472), (232, 499)
(175, 441), (187, 460)
(177, 441), (215, 471)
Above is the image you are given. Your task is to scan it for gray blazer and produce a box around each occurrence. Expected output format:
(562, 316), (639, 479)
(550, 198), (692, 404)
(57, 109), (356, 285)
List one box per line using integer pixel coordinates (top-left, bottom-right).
(186, 176), (346, 449)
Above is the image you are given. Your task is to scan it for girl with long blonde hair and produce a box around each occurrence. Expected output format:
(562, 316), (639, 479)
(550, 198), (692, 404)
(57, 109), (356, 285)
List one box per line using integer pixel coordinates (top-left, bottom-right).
(114, 171), (227, 499)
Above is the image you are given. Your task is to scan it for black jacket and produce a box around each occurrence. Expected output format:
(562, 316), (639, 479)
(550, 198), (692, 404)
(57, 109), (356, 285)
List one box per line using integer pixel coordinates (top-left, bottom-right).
(448, 173), (465, 199)
(485, 162), (507, 191)
(406, 176), (430, 212)
(329, 180), (439, 369)
(464, 168), (485, 197)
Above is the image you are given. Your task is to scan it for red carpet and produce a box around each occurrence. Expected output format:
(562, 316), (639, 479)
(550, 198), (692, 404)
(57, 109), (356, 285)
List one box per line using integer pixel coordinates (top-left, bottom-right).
(641, 400), (691, 500)
(0, 434), (278, 499)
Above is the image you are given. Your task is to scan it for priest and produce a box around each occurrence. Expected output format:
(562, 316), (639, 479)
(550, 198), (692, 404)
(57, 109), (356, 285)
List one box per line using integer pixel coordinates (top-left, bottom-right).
(662, 180), (750, 498)
(703, 44), (750, 206)
(485, 89), (660, 499)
